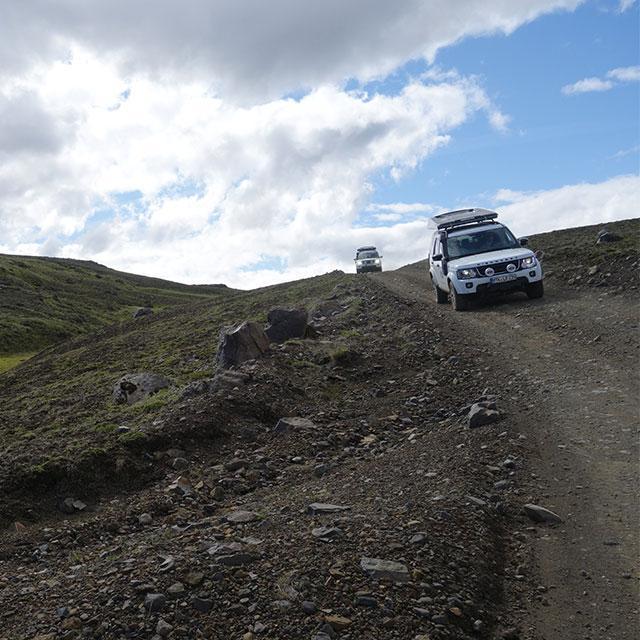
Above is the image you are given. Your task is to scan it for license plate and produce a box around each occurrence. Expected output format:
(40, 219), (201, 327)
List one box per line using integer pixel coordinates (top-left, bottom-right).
(490, 274), (517, 283)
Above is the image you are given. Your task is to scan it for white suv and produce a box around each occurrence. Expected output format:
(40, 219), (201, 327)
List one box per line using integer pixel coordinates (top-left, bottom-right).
(427, 208), (543, 311)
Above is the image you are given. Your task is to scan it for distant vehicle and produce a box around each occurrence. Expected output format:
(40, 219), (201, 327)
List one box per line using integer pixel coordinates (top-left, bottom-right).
(427, 208), (543, 311)
(354, 246), (383, 273)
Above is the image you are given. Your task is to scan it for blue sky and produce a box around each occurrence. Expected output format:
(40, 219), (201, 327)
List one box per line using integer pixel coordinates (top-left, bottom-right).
(367, 1), (639, 215)
(0, 0), (638, 286)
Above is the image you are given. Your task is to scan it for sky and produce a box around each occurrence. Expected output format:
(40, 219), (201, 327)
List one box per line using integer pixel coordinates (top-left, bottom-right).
(0, 0), (638, 288)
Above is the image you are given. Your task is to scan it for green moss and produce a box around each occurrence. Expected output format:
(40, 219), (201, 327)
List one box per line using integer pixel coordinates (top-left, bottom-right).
(0, 352), (36, 374)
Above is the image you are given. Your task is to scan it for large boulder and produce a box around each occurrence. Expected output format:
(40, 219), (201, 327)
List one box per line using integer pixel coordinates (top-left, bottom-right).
(265, 307), (309, 343)
(596, 229), (622, 244)
(113, 372), (170, 405)
(217, 321), (269, 369)
(133, 307), (153, 319)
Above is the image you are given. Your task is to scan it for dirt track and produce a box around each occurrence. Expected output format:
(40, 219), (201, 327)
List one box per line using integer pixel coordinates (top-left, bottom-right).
(376, 263), (640, 640)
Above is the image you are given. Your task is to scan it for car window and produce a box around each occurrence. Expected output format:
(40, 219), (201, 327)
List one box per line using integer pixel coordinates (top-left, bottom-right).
(446, 227), (518, 259)
(358, 251), (379, 259)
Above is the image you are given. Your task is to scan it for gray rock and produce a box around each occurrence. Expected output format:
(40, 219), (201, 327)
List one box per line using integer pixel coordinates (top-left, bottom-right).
(307, 503), (350, 514)
(217, 321), (269, 369)
(156, 619), (172, 637)
(409, 533), (426, 545)
(138, 513), (152, 525)
(133, 307), (153, 319)
(360, 557), (410, 583)
(596, 229), (622, 244)
(265, 307), (309, 343)
(59, 498), (87, 514)
(225, 510), (261, 524)
(522, 503), (562, 524)
(191, 596), (213, 613)
(301, 601), (317, 614)
(468, 402), (500, 428)
(206, 541), (244, 555)
(144, 593), (166, 613)
(274, 416), (317, 434)
(354, 595), (378, 608)
(112, 372), (170, 405)
(167, 582), (185, 596)
(311, 526), (343, 539)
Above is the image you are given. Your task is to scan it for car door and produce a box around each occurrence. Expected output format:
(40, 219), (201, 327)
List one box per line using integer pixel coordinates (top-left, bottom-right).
(430, 234), (445, 289)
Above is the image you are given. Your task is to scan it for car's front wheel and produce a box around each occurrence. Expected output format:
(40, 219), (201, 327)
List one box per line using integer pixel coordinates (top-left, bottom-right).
(434, 281), (448, 304)
(449, 282), (470, 311)
(526, 280), (544, 299)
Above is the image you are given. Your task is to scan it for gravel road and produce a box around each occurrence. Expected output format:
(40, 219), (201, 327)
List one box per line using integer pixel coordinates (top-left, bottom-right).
(376, 262), (639, 640)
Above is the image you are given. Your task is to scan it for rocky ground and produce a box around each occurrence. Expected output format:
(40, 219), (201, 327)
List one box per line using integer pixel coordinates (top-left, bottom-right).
(0, 219), (638, 640)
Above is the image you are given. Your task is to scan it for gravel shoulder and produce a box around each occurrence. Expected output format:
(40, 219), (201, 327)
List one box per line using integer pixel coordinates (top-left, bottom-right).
(376, 262), (639, 640)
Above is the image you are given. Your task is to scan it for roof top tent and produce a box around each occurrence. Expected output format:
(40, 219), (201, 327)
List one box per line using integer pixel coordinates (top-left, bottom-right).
(428, 208), (498, 231)
(356, 246), (377, 252)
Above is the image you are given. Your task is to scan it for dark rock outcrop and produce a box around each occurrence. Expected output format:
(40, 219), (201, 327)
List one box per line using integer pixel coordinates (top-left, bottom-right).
(133, 307), (153, 319)
(217, 322), (269, 369)
(265, 307), (309, 343)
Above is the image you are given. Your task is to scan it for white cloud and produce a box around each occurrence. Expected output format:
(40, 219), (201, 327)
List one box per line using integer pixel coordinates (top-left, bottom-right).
(366, 202), (436, 214)
(607, 65), (640, 82)
(495, 174), (640, 236)
(563, 65), (640, 94)
(0, 0), (583, 101)
(562, 77), (614, 94)
(618, 0), (636, 12)
(0, 0), (604, 288)
(0, 50), (505, 286)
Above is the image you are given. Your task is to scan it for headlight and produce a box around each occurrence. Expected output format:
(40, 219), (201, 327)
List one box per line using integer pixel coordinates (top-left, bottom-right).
(520, 256), (536, 268)
(374, 258), (381, 264)
(456, 268), (477, 279)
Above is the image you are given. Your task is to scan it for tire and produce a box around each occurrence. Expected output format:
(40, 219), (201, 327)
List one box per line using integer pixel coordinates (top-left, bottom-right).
(449, 282), (470, 311)
(526, 280), (544, 299)
(434, 282), (448, 304)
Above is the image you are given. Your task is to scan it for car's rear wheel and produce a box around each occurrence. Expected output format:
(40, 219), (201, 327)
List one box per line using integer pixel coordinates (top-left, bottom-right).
(526, 280), (544, 299)
(449, 282), (470, 311)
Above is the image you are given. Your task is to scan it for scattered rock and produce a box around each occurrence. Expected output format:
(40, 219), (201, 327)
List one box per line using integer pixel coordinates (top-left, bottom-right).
(274, 416), (317, 434)
(225, 510), (261, 524)
(311, 526), (343, 540)
(360, 557), (410, 583)
(133, 306), (153, 319)
(522, 503), (562, 524)
(59, 497), (87, 514)
(138, 513), (152, 525)
(217, 321), (270, 369)
(156, 619), (173, 637)
(112, 372), (170, 405)
(191, 596), (213, 613)
(468, 402), (500, 428)
(307, 503), (350, 514)
(144, 593), (166, 613)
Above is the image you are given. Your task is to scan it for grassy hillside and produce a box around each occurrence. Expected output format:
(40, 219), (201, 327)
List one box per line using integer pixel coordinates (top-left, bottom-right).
(0, 254), (232, 354)
(0, 268), (354, 520)
(529, 217), (639, 292)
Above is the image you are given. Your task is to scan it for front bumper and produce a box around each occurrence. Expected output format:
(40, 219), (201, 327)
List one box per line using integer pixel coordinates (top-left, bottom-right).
(450, 264), (543, 295)
(356, 265), (382, 273)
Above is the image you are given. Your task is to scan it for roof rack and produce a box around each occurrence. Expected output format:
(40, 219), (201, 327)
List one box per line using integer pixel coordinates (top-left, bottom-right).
(356, 246), (377, 252)
(429, 208), (498, 231)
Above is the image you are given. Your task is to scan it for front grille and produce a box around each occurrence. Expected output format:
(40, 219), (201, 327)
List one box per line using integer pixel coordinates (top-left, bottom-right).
(477, 259), (520, 276)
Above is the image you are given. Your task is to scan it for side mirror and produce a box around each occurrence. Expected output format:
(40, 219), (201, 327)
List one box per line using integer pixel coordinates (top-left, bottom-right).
(519, 237), (529, 247)
(432, 253), (443, 261)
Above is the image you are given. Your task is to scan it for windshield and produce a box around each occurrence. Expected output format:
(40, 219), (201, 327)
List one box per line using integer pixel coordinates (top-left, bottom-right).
(446, 226), (519, 259)
(358, 251), (379, 259)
